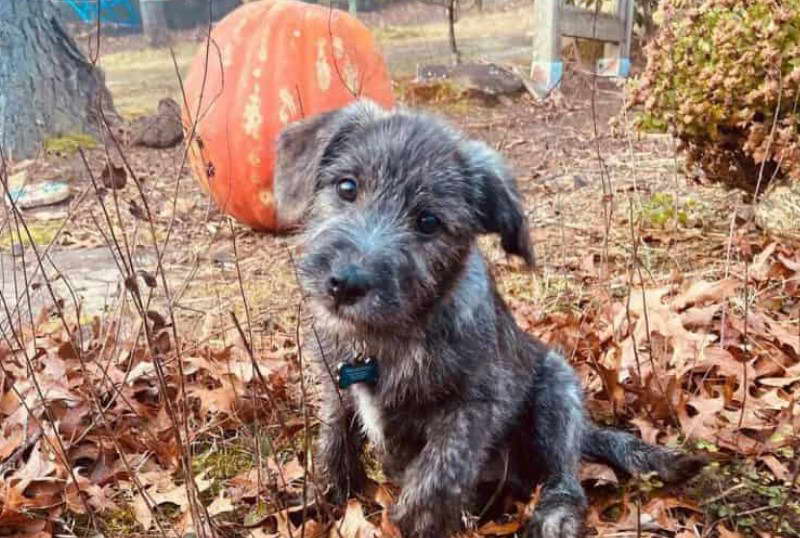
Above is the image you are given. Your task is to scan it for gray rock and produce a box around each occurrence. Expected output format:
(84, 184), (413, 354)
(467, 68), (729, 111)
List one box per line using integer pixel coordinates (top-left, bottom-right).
(0, 247), (156, 331)
(755, 182), (800, 233)
(5, 180), (71, 209)
(131, 97), (184, 149)
(415, 62), (525, 96)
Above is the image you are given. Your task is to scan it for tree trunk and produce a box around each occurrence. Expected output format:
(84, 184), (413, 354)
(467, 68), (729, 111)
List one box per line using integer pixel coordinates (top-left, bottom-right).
(0, 0), (117, 161)
(140, 0), (171, 47)
(447, 0), (461, 65)
(348, 0), (358, 16)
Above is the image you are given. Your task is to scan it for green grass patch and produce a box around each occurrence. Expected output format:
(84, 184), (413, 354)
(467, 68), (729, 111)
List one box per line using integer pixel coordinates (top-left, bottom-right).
(373, 25), (426, 41)
(0, 220), (64, 250)
(690, 459), (800, 535)
(101, 505), (141, 536)
(193, 443), (254, 481)
(44, 133), (97, 155)
(637, 192), (702, 229)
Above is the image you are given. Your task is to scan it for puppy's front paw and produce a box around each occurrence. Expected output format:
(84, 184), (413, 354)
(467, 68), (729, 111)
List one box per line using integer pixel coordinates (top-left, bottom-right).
(389, 492), (458, 538)
(321, 465), (369, 507)
(526, 494), (586, 538)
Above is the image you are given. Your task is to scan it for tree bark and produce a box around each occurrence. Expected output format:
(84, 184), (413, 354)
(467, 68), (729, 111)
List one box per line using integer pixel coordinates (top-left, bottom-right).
(140, 0), (172, 47)
(0, 0), (117, 161)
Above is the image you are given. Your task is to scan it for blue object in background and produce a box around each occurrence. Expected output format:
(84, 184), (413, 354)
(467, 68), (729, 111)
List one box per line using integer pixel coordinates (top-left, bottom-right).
(55, 0), (142, 28)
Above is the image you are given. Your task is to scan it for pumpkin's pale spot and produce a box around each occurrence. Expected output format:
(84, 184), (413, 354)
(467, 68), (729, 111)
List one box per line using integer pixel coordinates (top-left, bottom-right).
(243, 85), (263, 139)
(343, 60), (361, 95)
(259, 188), (275, 208)
(332, 36), (345, 60)
(248, 151), (262, 167)
(278, 87), (299, 125)
(293, 29), (301, 38)
(222, 44), (234, 68)
(253, 67), (262, 78)
(258, 30), (270, 62)
(316, 39), (332, 91)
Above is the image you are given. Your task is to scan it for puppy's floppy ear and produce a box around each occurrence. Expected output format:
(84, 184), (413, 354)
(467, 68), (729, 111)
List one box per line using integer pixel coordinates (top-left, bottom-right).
(273, 99), (385, 229)
(462, 140), (534, 266)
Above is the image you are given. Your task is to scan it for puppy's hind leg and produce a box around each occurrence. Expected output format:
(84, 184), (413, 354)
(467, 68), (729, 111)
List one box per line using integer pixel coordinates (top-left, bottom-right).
(525, 351), (588, 538)
(583, 427), (707, 484)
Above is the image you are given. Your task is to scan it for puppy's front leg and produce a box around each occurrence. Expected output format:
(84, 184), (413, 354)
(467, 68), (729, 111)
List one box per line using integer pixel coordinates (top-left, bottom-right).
(390, 403), (494, 538)
(316, 382), (367, 504)
(526, 351), (588, 538)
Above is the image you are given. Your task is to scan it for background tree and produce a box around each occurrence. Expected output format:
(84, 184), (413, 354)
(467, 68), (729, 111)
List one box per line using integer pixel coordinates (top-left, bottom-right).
(420, 0), (476, 65)
(140, 0), (172, 47)
(0, 0), (117, 161)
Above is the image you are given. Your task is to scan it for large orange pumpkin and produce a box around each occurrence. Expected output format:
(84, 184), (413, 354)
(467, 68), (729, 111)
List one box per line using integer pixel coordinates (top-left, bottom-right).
(182, 0), (395, 230)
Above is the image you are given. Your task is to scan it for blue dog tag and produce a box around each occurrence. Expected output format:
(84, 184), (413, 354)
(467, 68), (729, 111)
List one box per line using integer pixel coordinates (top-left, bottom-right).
(338, 357), (379, 389)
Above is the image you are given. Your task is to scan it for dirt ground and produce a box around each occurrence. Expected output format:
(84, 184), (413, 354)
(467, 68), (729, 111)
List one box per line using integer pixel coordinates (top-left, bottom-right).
(1, 2), (799, 537)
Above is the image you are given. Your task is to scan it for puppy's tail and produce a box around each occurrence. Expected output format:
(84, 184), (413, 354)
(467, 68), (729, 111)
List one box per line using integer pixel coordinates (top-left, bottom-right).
(582, 426), (707, 484)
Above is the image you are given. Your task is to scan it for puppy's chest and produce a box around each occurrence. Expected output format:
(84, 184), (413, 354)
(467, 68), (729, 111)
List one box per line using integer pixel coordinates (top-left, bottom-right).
(350, 384), (387, 448)
(350, 381), (426, 451)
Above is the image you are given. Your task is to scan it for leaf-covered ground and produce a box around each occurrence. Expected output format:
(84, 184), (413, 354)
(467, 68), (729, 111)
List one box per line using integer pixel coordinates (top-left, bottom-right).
(1, 9), (799, 538)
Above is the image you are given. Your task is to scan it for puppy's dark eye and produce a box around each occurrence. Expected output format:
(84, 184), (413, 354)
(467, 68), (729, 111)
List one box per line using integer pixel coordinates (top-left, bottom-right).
(336, 178), (358, 202)
(417, 212), (442, 235)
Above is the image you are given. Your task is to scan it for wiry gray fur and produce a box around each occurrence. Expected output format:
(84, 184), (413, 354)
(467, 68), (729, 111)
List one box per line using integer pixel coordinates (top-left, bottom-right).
(276, 99), (706, 538)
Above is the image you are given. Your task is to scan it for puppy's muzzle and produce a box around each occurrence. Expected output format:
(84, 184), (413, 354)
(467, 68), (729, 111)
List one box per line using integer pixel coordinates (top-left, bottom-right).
(327, 264), (372, 307)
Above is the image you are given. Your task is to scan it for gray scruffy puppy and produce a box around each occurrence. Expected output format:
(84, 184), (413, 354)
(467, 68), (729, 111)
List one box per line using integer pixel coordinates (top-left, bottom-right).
(275, 99), (705, 538)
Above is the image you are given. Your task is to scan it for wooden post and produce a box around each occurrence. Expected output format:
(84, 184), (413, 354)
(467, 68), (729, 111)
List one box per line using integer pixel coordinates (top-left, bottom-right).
(531, 0), (634, 94)
(530, 0), (562, 94)
(621, 0), (634, 72)
(599, 0), (633, 76)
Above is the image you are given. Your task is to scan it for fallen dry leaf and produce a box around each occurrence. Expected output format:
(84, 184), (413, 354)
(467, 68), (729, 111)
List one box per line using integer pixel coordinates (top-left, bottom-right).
(330, 500), (380, 538)
(477, 519), (522, 535)
(132, 483), (189, 531)
(207, 492), (235, 516)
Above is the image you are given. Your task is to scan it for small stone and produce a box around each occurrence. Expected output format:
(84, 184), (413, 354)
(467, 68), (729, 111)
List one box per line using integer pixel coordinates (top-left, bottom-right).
(5, 180), (71, 209)
(572, 175), (588, 189)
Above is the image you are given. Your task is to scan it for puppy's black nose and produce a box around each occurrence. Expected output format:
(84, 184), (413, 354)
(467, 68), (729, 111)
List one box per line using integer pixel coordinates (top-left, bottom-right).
(327, 265), (371, 306)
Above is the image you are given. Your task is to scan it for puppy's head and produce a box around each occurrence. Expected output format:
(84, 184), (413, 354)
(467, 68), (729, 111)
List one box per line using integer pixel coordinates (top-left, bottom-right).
(276, 99), (533, 335)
